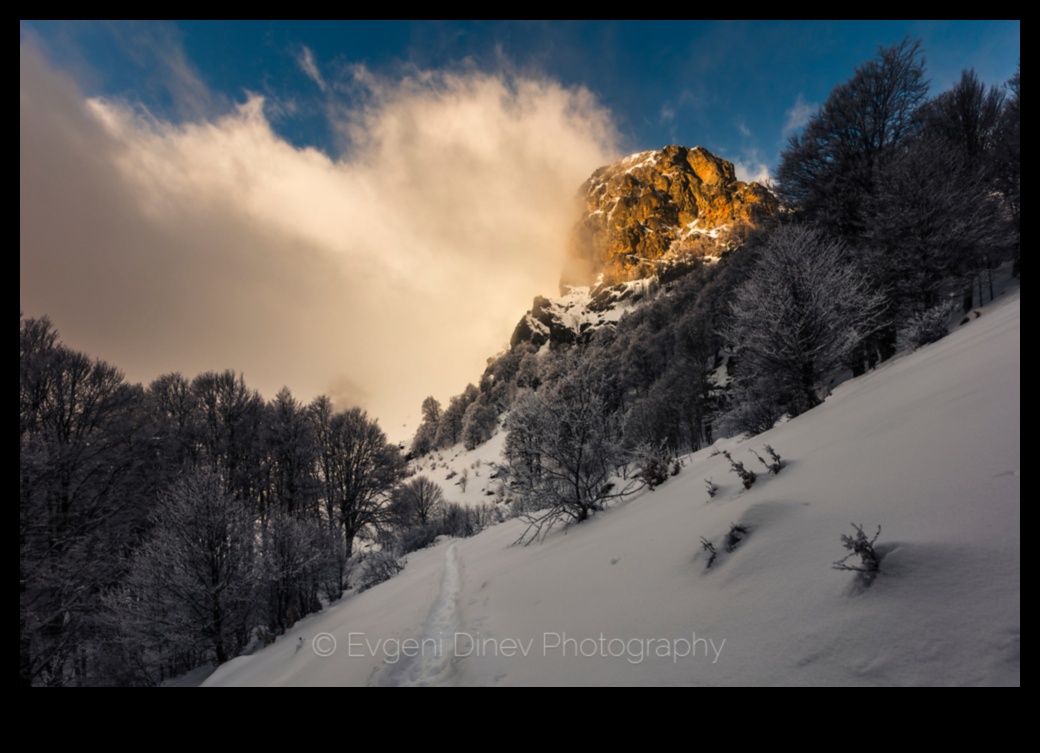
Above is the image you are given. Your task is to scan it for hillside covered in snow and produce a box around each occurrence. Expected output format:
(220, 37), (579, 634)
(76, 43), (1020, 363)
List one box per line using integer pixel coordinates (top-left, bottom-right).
(205, 285), (1020, 687)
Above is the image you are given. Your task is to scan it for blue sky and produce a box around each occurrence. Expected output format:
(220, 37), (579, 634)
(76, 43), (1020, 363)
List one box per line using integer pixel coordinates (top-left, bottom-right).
(22, 21), (1019, 180)
(19, 21), (1020, 436)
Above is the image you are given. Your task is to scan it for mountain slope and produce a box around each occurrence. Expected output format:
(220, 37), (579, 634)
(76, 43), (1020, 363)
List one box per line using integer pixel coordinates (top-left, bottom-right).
(206, 287), (1019, 686)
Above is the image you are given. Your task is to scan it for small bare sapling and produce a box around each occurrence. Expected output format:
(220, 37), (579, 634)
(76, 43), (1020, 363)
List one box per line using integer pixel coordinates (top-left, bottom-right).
(833, 523), (883, 582)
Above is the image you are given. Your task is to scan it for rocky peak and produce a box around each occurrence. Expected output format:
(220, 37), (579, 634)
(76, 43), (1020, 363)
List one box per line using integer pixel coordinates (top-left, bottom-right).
(562, 145), (778, 287)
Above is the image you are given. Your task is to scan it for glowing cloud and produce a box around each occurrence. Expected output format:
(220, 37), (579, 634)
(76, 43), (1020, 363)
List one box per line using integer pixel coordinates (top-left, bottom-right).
(20, 43), (621, 439)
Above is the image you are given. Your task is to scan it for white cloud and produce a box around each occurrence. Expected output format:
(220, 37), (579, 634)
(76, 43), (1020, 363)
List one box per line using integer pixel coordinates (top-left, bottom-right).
(782, 93), (816, 136)
(297, 45), (327, 92)
(733, 160), (770, 185)
(731, 146), (771, 184)
(20, 43), (620, 439)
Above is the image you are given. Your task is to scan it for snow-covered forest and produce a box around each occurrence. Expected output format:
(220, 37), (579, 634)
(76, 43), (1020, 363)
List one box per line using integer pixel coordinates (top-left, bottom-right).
(206, 282), (1020, 686)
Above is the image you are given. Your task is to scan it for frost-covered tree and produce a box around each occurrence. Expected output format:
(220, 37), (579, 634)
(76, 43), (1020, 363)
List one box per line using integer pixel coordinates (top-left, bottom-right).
(995, 62), (1020, 273)
(722, 224), (888, 419)
(505, 358), (633, 541)
(461, 399), (498, 450)
(20, 316), (150, 686)
(113, 466), (259, 669)
(434, 384), (478, 449)
(410, 396), (441, 457)
(260, 508), (327, 636)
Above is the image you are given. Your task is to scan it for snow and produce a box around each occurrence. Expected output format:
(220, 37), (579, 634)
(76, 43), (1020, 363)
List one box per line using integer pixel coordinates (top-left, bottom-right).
(205, 287), (1019, 686)
(621, 150), (658, 174)
(410, 429), (509, 508)
(508, 284), (647, 360)
(682, 219), (727, 239)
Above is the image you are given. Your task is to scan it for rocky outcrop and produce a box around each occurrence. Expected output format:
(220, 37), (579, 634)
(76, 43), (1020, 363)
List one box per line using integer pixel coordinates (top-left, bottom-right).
(509, 281), (657, 351)
(562, 145), (778, 286)
(509, 145), (778, 352)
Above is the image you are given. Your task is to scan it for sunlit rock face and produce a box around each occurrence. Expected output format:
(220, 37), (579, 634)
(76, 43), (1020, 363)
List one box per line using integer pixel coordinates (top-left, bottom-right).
(508, 145), (779, 352)
(562, 145), (778, 287)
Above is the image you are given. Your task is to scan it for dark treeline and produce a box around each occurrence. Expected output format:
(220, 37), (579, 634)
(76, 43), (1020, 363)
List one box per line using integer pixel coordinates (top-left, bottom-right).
(776, 40), (1018, 326)
(20, 316), (495, 686)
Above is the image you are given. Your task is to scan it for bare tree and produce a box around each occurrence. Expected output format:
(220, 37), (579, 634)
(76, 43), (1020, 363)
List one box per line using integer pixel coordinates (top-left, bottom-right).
(917, 68), (1005, 169)
(310, 402), (406, 563)
(776, 37), (928, 237)
(861, 129), (1012, 314)
(390, 475), (445, 528)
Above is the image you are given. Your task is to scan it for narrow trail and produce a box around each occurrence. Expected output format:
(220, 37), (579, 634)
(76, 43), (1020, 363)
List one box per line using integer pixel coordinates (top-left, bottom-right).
(382, 541), (463, 686)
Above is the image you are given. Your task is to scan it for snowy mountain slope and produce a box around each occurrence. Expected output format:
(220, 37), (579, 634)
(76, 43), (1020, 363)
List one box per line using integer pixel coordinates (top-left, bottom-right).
(408, 428), (510, 508)
(206, 287), (1019, 686)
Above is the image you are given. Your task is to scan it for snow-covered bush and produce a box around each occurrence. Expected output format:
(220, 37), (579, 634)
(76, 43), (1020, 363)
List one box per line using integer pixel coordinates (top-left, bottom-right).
(700, 537), (718, 568)
(352, 549), (405, 592)
(724, 523), (749, 552)
(702, 523), (749, 569)
(637, 443), (671, 491)
(897, 299), (956, 350)
(716, 374), (786, 438)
